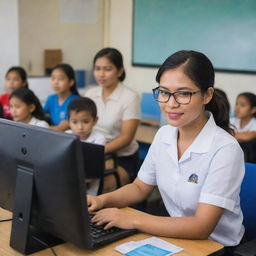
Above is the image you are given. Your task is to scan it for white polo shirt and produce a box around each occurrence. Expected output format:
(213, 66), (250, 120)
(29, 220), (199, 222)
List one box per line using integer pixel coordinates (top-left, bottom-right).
(28, 117), (49, 128)
(230, 117), (256, 132)
(65, 129), (106, 145)
(138, 113), (245, 246)
(85, 83), (141, 156)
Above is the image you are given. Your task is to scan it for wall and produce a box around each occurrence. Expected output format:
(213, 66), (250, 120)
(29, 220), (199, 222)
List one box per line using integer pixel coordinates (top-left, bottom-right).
(108, 0), (256, 111)
(19, 0), (104, 82)
(1, 0), (255, 109)
(0, 0), (19, 92)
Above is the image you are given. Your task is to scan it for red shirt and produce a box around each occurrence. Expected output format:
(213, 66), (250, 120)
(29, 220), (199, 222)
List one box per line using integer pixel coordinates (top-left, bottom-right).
(0, 93), (12, 119)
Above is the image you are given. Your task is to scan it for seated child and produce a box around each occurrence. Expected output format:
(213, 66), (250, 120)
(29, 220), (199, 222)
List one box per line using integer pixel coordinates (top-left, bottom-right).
(9, 88), (49, 128)
(66, 97), (105, 195)
(44, 63), (79, 131)
(0, 66), (28, 119)
(230, 92), (256, 141)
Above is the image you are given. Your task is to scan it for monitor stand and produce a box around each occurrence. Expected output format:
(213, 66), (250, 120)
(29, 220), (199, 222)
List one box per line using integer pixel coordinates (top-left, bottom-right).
(10, 166), (64, 255)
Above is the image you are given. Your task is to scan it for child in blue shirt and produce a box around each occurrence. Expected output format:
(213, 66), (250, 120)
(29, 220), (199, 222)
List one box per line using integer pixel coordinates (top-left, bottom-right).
(44, 63), (79, 131)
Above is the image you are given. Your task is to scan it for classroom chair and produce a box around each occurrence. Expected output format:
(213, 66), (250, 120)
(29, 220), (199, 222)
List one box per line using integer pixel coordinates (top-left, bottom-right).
(82, 144), (121, 195)
(141, 92), (161, 126)
(240, 162), (256, 240)
(98, 153), (121, 194)
(239, 140), (256, 163)
(139, 92), (161, 166)
(233, 162), (256, 256)
(138, 141), (150, 168)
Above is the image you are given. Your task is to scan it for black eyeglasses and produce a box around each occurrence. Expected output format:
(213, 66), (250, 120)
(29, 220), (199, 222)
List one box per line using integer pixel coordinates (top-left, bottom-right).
(152, 86), (201, 105)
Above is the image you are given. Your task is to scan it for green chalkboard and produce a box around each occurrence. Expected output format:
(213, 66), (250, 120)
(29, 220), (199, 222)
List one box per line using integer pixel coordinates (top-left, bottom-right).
(133, 0), (256, 73)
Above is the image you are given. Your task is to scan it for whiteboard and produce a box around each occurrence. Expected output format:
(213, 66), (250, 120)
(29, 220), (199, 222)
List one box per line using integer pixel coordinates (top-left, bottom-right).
(132, 0), (256, 73)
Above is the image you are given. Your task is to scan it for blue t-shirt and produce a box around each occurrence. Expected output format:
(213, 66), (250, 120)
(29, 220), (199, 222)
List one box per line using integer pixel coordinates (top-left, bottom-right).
(44, 94), (78, 125)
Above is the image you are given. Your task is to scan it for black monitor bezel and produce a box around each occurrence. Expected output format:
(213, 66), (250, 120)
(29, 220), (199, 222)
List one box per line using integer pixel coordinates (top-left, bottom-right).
(0, 119), (93, 254)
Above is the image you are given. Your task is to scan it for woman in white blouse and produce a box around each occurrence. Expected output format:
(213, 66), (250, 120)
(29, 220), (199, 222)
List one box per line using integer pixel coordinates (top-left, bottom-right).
(87, 51), (245, 254)
(85, 48), (141, 190)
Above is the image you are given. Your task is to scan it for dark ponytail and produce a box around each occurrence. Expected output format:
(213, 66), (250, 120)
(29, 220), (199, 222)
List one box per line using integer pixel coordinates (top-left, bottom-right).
(156, 50), (233, 135)
(206, 90), (233, 134)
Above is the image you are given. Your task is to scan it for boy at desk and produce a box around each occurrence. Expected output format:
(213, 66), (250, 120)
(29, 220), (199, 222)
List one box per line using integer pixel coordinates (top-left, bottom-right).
(66, 97), (105, 195)
(87, 50), (245, 255)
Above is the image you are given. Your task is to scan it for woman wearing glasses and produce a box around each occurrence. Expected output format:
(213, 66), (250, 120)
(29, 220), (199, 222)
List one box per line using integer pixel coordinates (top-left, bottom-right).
(87, 50), (245, 251)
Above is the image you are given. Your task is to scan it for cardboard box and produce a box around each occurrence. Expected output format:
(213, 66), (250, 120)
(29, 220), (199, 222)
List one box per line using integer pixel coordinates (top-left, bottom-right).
(44, 49), (62, 75)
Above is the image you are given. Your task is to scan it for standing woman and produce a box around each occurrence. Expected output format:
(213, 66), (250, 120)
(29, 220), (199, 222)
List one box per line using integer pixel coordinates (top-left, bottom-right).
(87, 51), (245, 254)
(85, 48), (140, 189)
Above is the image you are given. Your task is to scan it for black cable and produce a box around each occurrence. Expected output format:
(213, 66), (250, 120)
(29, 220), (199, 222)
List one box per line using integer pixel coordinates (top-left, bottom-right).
(32, 236), (58, 256)
(0, 218), (12, 222)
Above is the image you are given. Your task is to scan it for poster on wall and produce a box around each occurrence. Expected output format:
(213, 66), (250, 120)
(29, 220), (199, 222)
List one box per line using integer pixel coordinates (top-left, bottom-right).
(60, 0), (98, 23)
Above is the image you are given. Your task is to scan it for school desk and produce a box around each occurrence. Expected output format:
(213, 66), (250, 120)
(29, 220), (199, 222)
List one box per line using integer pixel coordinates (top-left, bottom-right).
(0, 207), (224, 256)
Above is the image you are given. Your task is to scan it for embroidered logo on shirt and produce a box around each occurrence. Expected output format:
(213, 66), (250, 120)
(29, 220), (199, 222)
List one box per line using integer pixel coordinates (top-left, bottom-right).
(188, 173), (198, 184)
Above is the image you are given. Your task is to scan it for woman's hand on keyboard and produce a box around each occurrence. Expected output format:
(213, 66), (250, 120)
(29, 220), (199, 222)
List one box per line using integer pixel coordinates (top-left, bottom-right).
(87, 195), (104, 213)
(91, 208), (142, 230)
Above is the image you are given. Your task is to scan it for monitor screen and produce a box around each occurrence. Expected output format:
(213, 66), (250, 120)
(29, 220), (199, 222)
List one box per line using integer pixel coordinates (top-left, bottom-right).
(0, 119), (95, 254)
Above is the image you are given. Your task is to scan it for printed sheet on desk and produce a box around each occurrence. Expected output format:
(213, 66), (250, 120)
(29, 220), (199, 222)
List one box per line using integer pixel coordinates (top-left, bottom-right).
(115, 236), (183, 256)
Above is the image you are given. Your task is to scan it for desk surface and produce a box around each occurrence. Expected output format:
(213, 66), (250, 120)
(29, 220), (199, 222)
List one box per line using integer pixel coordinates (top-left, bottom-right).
(135, 124), (159, 144)
(0, 208), (224, 256)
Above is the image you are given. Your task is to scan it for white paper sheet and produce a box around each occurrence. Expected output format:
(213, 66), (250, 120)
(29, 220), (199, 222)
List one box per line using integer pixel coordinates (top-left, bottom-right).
(115, 237), (183, 256)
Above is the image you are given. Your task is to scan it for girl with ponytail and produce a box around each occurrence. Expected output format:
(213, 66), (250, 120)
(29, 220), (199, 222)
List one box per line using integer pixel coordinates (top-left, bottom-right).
(87, 51), (245, 252)
(230, 92), (256, 141)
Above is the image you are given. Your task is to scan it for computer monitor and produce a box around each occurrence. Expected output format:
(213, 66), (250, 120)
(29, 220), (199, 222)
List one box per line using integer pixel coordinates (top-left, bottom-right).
(0, 118), (95, 254)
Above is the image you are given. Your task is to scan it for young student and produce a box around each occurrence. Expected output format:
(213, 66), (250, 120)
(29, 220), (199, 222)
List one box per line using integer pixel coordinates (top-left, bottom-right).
(87, 50), (245, 252)
(85, 48), (140, 190)
(230, 92), (256, 141)
(0, 66), (28, 119)
(44, 63), (79, 131)
(66, 96), (105, 145)
(9, 88), (49, 128)
(66, 97), (106, 196)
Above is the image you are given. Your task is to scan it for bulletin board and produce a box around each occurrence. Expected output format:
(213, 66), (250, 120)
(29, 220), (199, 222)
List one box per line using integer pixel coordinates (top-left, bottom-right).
(132, 0), (256, 73)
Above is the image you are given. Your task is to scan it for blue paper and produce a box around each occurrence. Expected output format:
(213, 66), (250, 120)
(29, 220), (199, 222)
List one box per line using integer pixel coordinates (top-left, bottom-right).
(126, 244), (171, 256)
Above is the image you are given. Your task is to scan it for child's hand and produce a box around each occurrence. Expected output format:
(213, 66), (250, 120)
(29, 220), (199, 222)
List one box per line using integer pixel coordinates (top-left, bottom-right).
(87, 195), (104, 213)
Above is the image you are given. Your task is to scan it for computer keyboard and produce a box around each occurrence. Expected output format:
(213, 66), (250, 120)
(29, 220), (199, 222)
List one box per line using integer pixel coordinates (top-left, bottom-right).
(89, 214), (121, 240)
